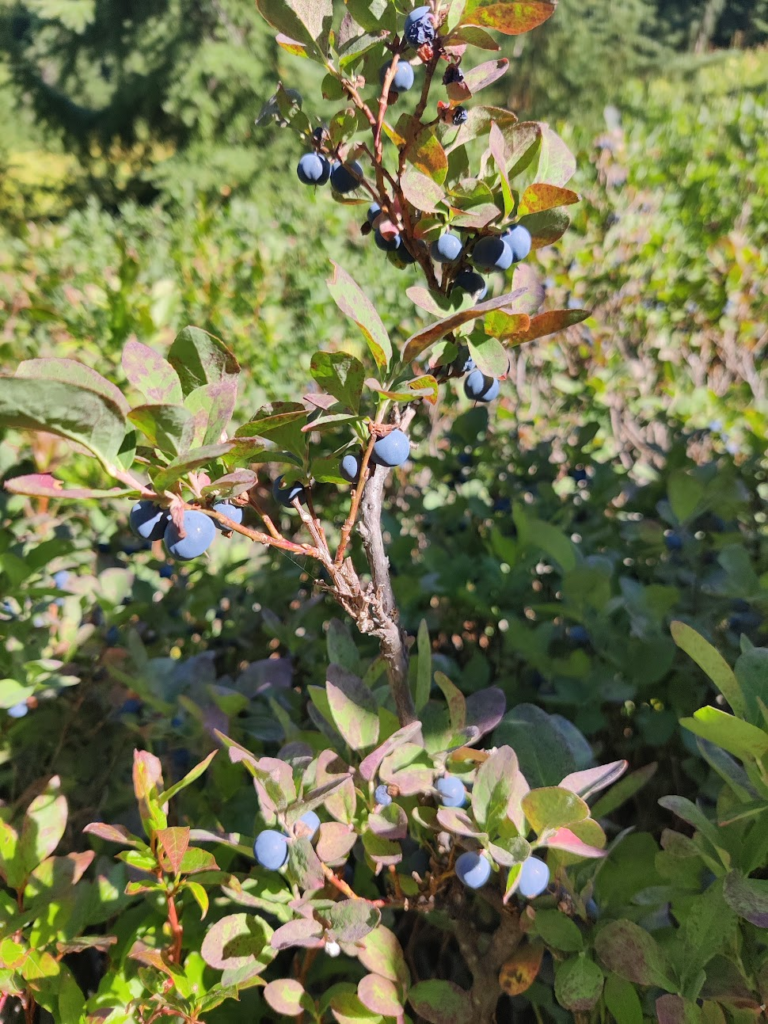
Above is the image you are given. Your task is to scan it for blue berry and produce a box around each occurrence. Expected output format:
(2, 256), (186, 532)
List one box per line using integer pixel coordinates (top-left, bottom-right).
(330, 160), (364, 194)
(253, 830), (289, 871)
(502, 224), (532, 263)
(53, 570), (70, 589)
(518, 857), (550, 898)
(430, 232), (462, 263)
(464, 370), (500, 402)
(665, 532), (683, 551)
(273, 477), (307, 507)
(163, 511), (216, 560)
(297, 152), (331, 186)
(371, 430), (410, 468)
(453, 269), (488, 301)
(106, 626), (120, 646)
(120, 698), (142, 716)
(8, 702), (28, 719)
(436, 776), (467, 808)
(367, 202), (382, 225)
(404, 5), (435, 47)
(375, 229), (401, 252)
(473, 235), (513, 273)
(340, 453), (361, 484)
(213, 501), (244, 530)
(159, 565), (174, 579)
(455, 851), (491, 889)
(569, 625), (590, 646)
(375, 784), (392, 807)
(130, 501), (170, 541)
(298, 810), (320, 840)
(380, 60), (415, 92)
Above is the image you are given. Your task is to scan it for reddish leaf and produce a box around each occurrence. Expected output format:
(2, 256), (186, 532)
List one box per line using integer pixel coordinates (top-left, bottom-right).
(499, 941), (544, 996)
(462, 0), (557, 35)
(156, 827), (190, 875)
(358, 973), (404, 1016)
(83, 822), (141, 847)
(271, 918), (324, 950)
(4, 473), (136, 500)
(463, 58), (509, 95)
(400, 169), (446, 212)
(504, 308), (590, 345)
(315, 822), (357, 864)
(265, 979), (307, 1017)
(403, 287), (526, 362)
(358, 721), (424, 782)
(518, 183), (579, 216)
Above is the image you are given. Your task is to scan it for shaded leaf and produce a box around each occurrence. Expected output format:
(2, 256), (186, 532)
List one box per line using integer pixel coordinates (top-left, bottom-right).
(408, 979), (472, 1024)
(594, 920), (675, 989)
(671, 621), (746, 718)
(555, 957), (603, 1012)
(310, 352), (365, 412)
(168, 326), (240, 396)
(327, 263), (392, 370)
(723, 871), (768, 927)
(201, 913), (272, 969)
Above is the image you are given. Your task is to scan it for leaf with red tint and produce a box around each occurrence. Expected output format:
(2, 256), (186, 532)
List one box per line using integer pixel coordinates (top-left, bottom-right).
(462, 1), (557, 36)
(156, 827), (190, 875)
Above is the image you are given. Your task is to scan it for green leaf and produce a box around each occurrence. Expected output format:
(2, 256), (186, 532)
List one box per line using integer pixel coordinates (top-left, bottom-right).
(668, 470), (706, 524)
(326, 619), (361, 674)
(200, 913), (273, 970)
(326, 665), (380, 751)
(594, 920), (676, 989)
(658, 795), (731, 864)
(0, 375), (126, 472)
(536, 123), (577, 187)
(122, 339), (182, 404)
(186, 880), (209, 919)
(670, 622), (746, 718)
(18, 779), (67, 874)
(156, 750), (217, 805)
(433, 671), (466, 731)
(415, 620), (432, 713)
(310, 352), (364, 412)
(401, 121), (448, 184)
(655, 994), (702, 1024)
(403, 286), (526, 362)
(356, 926), (410, 988)
(483, 310), (531, 340)
(152, 442), (237, 492)
(472, 745), (521, 833)
(287, 836), (325, 890)
(327, 264), (392, 371)
(467, 334), (508, 377)
(590, 762), (657, 818)
(324, 900), (381, 943)
(357, 973), (403, 1016)
(495, 704), (575, 788)
(679, 706), (768, 761)
(734, 646), (768, 725)
(184, 380), (238, 446)
(235, 402), (307, 458)
(128, 404), (192, 454)
(167, 326), (240, 396)
(513, 504), (577, 572)
(520, 209), (571, 248)
(554, 956), (603, 1011)
(462, 0), (557, 35)
(522, 787), (589, 835)
(678, 880), (737, 985)
(722, 871), (768, 927)
(603, 974), (644, 1024)
(255, 0), (332, 57)
(534, 910), (584, 953)
(16, 357), (129, 414)
(408, 979), (472, 1024)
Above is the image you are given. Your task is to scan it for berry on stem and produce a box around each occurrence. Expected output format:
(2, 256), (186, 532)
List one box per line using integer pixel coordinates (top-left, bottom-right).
(371, 430), (410, 468)
(375, 229), (401, 252)
(340, 453), (362, 484)
(8, 702), (28, 719)
(518, 856), (550, 898)
(130, 501), (169, 541)
(164, 510), (216, 560)
(374, 784), (392, 807)
(212, 501), (243, 530)
(367, 202), (381, 225)
(297, 152), (331, 186)
(404, 5), (435, 47)
(454, 269), (488, 301)
(473, 235), (513, 272)
(455, 851), (491, 889)
(330, 160), (364, 194)
(502, 224), (532, 263)
(273, 477), (307, 507)
(430, 232), (463, 263)
(297, 810), (320, 840)
(254, 830), (289, 871)
(380, 60), (415, 93)
(464, 370), (500, 402)
(436, 775), (467, 808)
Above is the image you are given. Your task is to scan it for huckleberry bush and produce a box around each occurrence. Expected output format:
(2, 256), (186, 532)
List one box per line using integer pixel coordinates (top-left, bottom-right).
(4, 4), (764, 1024)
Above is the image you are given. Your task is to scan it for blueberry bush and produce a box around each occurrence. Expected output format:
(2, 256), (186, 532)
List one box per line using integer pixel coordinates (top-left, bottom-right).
(1, 3), (767, 1024)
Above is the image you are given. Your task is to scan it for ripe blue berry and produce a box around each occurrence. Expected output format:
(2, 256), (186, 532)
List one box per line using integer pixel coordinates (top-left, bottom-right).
(53, 570), (70, 589)
(8, 702), (28, 719)
(340, 453), (361, 484)
(502, 224), (532, 263)
(367, 202), (382, 225)
(371, 430), (410, 468)
(404, 5), (435, 47)
(130, 501), (169, 541)
(212, 501), (244, 530)
(163, 510), (216, 560)
(464, 370), (500, 402)
(375, 784), (392, 807)
(569, 625), (590, 646)
(518, 857), (550, 898)
(298, 810), (320, 841)
(375, 229), (401, 252)
(456, 349), (475, 374)
(430, 232), (462, 263)
(297, 152), (331, 186)
(273, 477), (307, 507)
(380, 60), (415, 93)
(253, 830), (289, 871)
(455, 851), (491, 889)
(453, 269), (488, 301)
(665, 532), (683, 551)
(436, 775), (467, 808)
(473, 235), (513, 273)
(330, 160), (364, 194)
